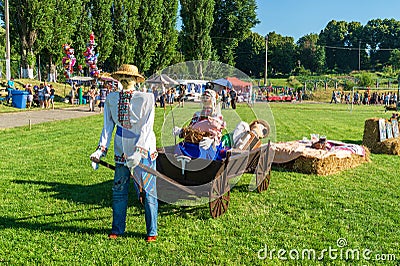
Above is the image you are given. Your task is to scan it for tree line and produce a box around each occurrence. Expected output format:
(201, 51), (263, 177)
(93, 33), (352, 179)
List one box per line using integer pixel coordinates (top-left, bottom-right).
(1, 1), (400, 81)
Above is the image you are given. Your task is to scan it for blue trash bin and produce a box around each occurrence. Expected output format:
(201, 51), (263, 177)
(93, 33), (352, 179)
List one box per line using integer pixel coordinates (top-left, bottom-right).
(11, 90), (29, 109)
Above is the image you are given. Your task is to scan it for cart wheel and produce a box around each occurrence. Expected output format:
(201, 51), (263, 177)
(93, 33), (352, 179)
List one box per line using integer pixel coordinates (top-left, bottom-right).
(257, 169), (271, 193)
(209, 174), (230, 218)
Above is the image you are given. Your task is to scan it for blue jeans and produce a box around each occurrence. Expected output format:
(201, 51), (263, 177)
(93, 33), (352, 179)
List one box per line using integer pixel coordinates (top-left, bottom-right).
(111, 158), (158, 237)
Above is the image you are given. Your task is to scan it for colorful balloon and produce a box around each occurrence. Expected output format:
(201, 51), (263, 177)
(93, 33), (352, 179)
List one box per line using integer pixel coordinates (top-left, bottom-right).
(61, 43), (76, 78)
(83, 32), (100, 77)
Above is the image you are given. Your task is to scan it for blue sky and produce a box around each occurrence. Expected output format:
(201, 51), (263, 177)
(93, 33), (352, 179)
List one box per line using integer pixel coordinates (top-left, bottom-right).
(253, 0), (400, 41)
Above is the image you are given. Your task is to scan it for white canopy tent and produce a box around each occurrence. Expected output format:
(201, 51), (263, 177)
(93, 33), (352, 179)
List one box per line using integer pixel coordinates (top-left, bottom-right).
(146, 74), (179, 86)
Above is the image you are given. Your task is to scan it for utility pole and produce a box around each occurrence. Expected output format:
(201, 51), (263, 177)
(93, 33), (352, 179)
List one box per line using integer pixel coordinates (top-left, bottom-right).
(264, 35), (268, 86)
(5, 0), (11, 80)
(358, 40), (361, 71)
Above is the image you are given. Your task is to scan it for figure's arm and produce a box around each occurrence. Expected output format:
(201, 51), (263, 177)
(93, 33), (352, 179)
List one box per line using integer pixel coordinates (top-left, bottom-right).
(134, 94), (155, 157)
(90, 98), (115, 168)
(125, 94), (155, 172)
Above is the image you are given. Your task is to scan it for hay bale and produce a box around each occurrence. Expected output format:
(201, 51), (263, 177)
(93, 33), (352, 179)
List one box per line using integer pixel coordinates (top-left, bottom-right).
(291, 147), (370, 176)
(377, 138), (400, 155)
(362, 118), (400, 155)
(274, 147), (370, 176)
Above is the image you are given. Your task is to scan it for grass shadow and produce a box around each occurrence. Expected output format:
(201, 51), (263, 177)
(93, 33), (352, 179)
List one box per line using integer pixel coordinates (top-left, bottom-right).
(340, 139), (363, 145)
(13, 179), (114, 207)
(12, 179), (211, 220)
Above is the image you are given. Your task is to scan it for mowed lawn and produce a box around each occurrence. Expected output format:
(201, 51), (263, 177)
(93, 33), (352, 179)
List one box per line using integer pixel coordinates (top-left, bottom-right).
(0, 102), (399, 265)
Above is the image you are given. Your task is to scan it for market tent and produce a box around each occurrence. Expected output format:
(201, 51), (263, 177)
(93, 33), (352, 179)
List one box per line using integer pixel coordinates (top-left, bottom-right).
(69, 76), (94, 82)
(211, 78), (232, 89)
(67, 76), (94, 86)
(146, 74), (179, 86)
(226, 77), (252, 92)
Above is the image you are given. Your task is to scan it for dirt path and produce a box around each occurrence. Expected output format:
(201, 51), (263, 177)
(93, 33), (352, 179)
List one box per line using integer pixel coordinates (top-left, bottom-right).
(0, 105), (100, 130)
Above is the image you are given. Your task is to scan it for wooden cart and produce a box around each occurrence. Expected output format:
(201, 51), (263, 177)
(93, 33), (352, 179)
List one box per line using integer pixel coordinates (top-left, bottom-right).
(153, 140), (273, 218)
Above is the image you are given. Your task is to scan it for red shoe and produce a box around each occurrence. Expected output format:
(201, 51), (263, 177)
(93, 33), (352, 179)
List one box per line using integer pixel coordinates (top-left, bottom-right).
(146, 236), (157, 242)
(108, 233), (118, 239)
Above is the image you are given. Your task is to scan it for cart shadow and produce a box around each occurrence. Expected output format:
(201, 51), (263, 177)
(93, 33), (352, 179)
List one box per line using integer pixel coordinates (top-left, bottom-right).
(0, 214), (146, 240)
(13, 179), (114, 207)
(12, 179), (211, 220)
(158, 201), (210, 220)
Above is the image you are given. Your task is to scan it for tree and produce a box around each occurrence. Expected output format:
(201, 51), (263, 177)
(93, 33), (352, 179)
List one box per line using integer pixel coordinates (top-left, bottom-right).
(108, 0), (141, 71)
(90, 0), (114, 70)
(35, 0), (84, 81)
(8, 0), (55, 78)
(150, 0), (179, 74)
(180, 0), (215, 61)
(69, 0), (93, 77)
(296, 34), (325, 74)
(133, 0), (163, 74)
(211, 0), (259, 65)
(267, 32), (296, 75)
(235, 32), (265, 78)
(388, 49), (400, 71)
(319, 20), (364, 73)
(363, 19), (400, 70)
(318, 20), (349, 72)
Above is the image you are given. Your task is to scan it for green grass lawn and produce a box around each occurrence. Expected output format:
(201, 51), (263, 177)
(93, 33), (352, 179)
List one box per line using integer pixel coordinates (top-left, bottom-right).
(0, 102), (399, 265)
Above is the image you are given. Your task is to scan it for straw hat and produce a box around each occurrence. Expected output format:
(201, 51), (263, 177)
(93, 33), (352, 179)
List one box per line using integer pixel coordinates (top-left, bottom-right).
(111, 64), (145, 83)
(249, 119), (270, 139)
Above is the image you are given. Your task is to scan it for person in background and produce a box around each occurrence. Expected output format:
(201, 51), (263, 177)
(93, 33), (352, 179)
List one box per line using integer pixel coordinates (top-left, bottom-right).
(99, 83), (109, 113)
(90, 64), (158, 242)
(251, 90), (257, 107)
(159, 91), (165, 109)
(78, 85), (83, 105)
(49, 84), (55, 109)
(88, 84), (97, 112)
(6, 78), (15, 104)
(229, 88), (237, 109)
(44, 81), (50, 108)
(33, 85), (40, 107)
(152, 87), (159, 108)
(71, 82), (77, 105)
(25, 84), (33, 108)
(38, 83), (46, 108)
(330, 90), (337, 104)
(178, 85), (185, 108)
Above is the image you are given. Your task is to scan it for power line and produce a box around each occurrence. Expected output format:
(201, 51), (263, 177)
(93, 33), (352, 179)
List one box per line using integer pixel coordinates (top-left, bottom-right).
(324, 45), (397, 51)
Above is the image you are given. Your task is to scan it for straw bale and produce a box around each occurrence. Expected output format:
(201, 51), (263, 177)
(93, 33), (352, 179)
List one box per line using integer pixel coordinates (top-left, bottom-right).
(291, 147), (370, 175)
(362, 118), (400, 155)
(275, 147), (370, 176)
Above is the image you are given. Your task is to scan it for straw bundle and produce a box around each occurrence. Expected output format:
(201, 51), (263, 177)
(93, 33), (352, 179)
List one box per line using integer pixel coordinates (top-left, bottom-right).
(290, 148), (370, 176)
(362, 118), (400, 155)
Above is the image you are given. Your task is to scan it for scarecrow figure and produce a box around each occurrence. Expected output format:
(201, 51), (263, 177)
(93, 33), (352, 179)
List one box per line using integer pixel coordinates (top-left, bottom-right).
(174, 88), (227, 160)
(90, 64), (158, 242)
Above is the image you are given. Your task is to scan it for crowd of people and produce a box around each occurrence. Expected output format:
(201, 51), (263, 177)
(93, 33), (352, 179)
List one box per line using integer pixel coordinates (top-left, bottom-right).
(68, 81), (115, 112)
(19, 82), (56, 109)
(330, 89), (398, 105)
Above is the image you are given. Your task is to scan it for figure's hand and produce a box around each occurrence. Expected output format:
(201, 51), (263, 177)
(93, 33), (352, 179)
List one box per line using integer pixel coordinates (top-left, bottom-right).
(199, 137), (214, 150)
(173, 126), (182, 136)
(126, 151), (142, 174)
(90, 150), (106, 170)
(91, 161), (99, 170)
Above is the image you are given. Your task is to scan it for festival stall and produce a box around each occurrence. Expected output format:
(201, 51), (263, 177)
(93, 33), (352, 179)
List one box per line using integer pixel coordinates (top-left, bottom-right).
(272, 136), (370, 175)
(362, 114), (400, 155)
(226, 77), (252, 93)
(146, 74), (179, 86)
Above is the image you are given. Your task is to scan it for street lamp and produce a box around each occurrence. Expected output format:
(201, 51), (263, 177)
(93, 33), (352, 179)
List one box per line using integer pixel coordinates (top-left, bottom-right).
(264, 35), (268, 87)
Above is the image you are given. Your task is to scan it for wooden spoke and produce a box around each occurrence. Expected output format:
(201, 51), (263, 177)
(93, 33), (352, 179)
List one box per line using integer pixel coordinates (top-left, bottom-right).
(257, 169), (271, 193)
(209, 174), (230, 218)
